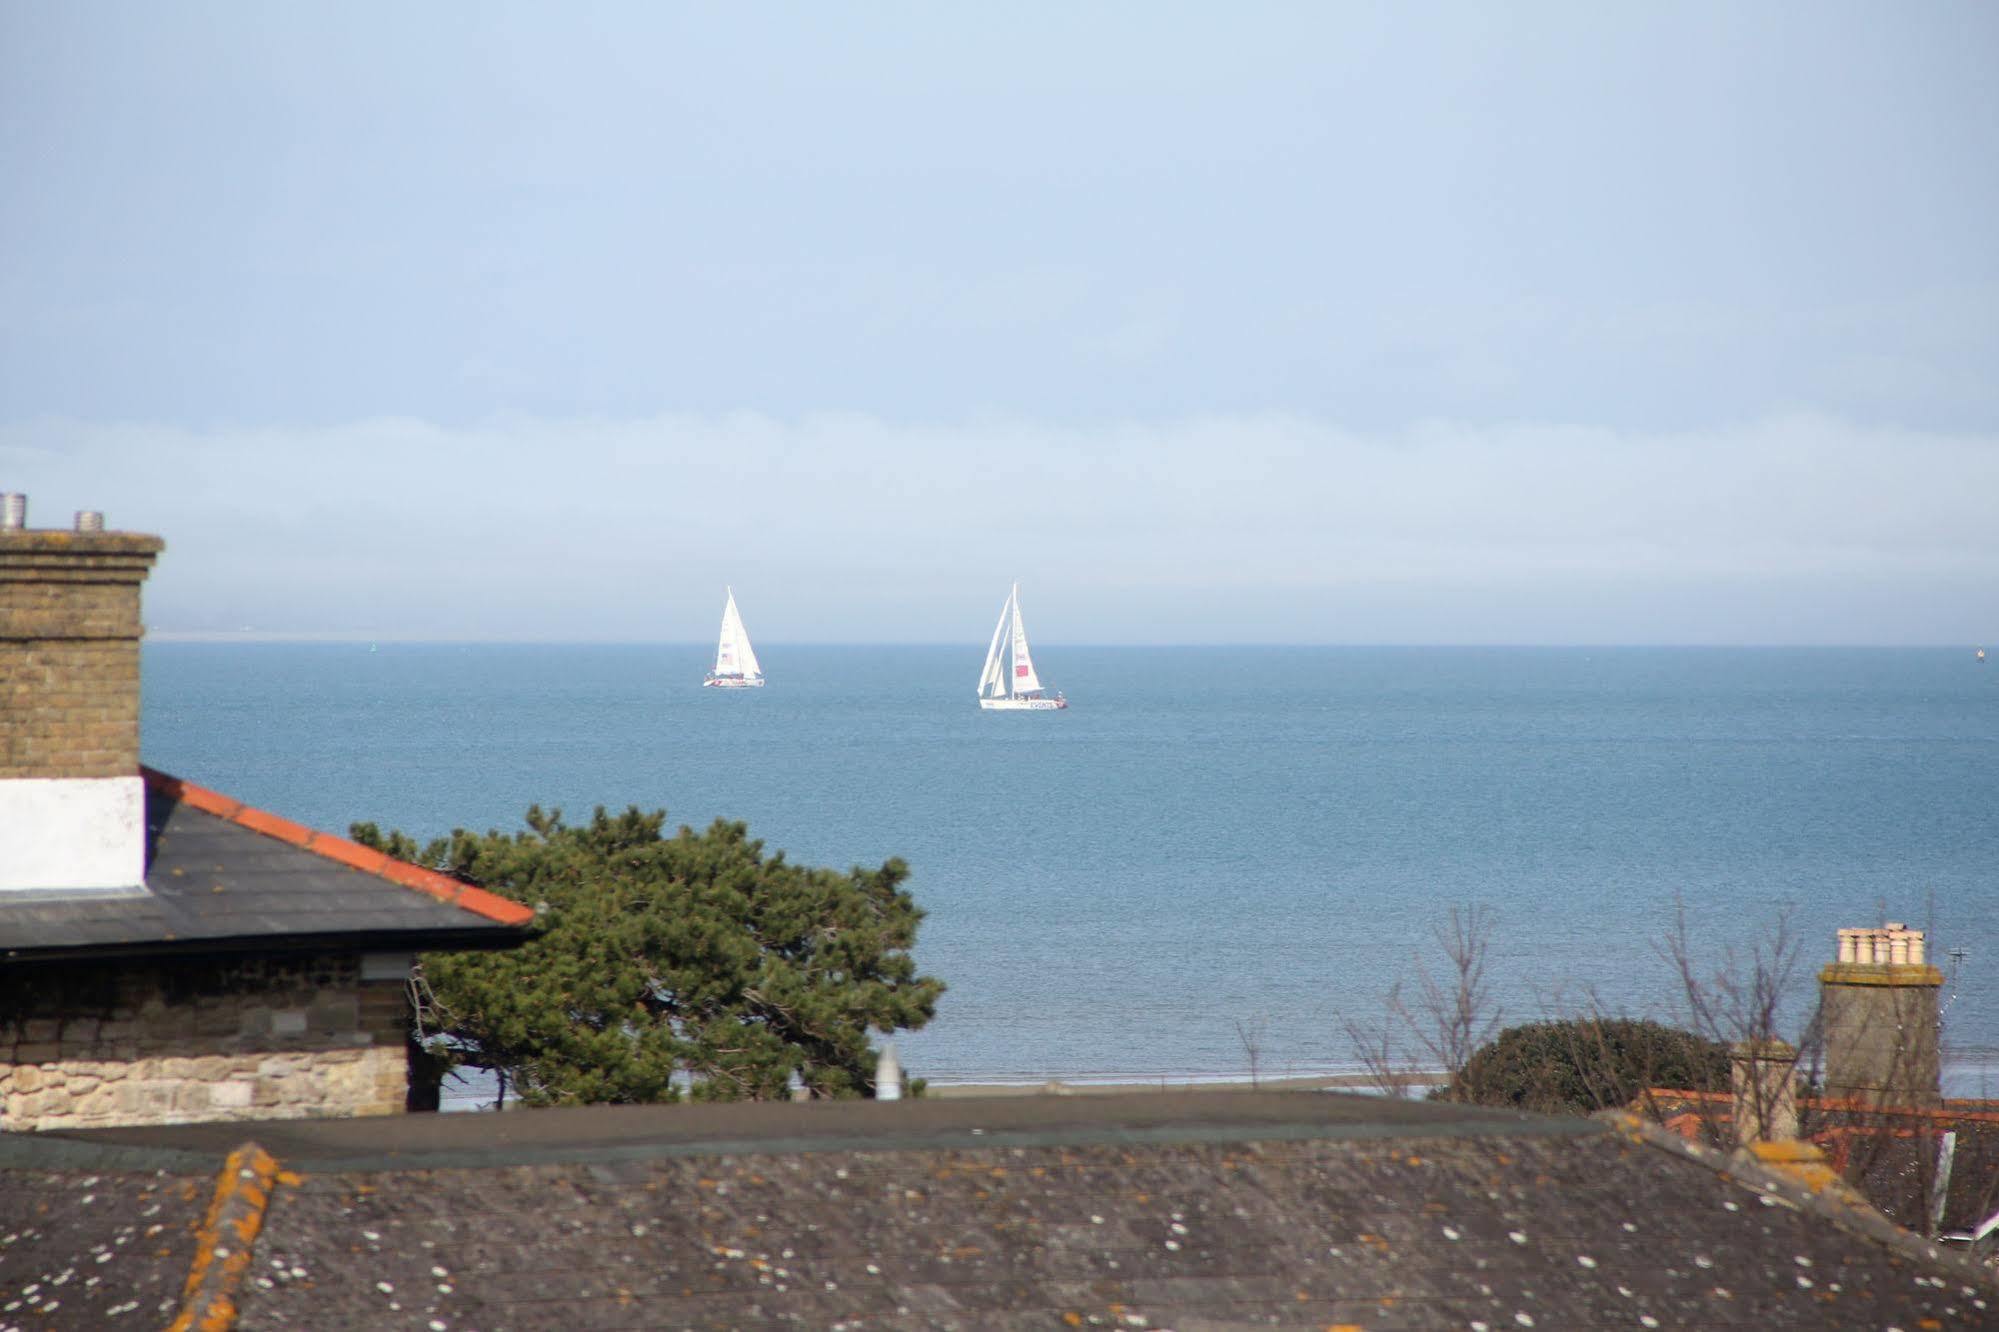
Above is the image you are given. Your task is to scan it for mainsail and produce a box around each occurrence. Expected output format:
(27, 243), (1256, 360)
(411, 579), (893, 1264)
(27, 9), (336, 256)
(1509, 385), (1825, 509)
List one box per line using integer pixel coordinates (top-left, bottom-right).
(713, 588), (763, 681)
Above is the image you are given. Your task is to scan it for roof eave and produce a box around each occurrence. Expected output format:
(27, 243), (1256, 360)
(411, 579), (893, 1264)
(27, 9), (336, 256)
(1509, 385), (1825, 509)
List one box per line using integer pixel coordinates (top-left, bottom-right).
(0, 924), (530, 968)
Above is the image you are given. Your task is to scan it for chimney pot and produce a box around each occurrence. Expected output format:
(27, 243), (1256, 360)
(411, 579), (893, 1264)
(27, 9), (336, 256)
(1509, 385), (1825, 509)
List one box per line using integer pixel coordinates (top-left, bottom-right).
(874, 1043), (904, 1101)
(74, 510), (105, 532)
(0, 493), (23, 530)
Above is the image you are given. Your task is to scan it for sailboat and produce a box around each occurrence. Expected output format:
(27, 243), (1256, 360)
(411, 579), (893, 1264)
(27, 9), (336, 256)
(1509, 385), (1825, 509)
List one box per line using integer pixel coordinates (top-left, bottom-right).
(977, 582), (1067, 710)
(703, 588), (765, 688)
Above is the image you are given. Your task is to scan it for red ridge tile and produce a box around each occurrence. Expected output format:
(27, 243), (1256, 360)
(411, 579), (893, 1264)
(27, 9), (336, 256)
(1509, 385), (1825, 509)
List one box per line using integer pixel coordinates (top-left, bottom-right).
(300, 832), (393, 878)
(452, 885), (536, 927)
(142, 765), (243, 819)
(231, 806), (316, 848)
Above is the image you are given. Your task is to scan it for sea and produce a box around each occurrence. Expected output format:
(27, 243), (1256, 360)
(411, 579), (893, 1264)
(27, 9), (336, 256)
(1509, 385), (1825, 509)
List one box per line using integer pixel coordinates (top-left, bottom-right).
(140, 644), (1999, 1095)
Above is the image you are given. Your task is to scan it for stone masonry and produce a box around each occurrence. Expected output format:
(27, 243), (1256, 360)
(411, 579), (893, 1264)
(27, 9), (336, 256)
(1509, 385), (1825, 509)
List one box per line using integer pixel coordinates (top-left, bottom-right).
(0, 953), (409, 1131)
(0, 529), (163, 781)
(1818, 923), (1942, 1110)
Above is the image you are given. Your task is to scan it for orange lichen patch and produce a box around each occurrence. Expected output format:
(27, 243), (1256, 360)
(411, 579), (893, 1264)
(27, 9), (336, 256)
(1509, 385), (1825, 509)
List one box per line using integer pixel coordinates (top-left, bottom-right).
(1747, 1141), (1843, 1194)
(168, 1142), (285, 1332)
(140, 765), (535, 928)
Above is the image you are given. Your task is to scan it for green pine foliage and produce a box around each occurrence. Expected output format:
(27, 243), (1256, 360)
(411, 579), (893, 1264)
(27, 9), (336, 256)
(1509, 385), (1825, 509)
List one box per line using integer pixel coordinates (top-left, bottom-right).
(351, 805), (944, 1106)
(1444, 1017), (1729, 1117)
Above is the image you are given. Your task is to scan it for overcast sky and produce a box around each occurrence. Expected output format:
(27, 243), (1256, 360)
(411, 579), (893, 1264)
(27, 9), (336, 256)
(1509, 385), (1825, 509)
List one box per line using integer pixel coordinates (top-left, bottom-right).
(3, 4), (1995, 644)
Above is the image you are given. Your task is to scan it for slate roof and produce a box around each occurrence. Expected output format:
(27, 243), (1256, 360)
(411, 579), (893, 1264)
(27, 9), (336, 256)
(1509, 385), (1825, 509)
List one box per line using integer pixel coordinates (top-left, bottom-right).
(0, 768), (532, 962)
(5, 1092), (1994, 1330)
(1647, 1088), (1999, 1239)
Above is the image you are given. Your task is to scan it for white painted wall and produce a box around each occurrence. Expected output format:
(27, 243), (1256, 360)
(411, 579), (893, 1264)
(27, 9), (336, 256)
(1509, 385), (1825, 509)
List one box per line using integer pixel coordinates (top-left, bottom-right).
(0, 776), (146, 891)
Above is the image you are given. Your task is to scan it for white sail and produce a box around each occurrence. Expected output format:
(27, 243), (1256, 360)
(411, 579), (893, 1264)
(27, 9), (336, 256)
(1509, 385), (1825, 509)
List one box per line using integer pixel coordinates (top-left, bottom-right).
(977, 582), (1065, 709)
(978, 593), (1011, 697)
(1007, 582), (1042, 695)
(711, 588), (763, 682)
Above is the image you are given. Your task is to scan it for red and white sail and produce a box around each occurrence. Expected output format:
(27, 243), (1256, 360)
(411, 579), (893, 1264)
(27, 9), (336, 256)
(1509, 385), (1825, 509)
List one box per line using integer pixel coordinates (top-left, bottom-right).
(977, 582), (1063, 709)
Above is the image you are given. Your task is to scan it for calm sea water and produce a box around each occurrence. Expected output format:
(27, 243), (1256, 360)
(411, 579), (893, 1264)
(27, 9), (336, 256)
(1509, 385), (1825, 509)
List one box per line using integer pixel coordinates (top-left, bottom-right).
(141, 644), (1999, 1090)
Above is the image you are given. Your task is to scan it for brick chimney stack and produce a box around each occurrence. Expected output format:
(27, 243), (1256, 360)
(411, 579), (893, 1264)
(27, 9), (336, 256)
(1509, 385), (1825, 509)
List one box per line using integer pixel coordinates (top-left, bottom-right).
(1818, 922), (1942, 1110)
(0, 498), (165, 891)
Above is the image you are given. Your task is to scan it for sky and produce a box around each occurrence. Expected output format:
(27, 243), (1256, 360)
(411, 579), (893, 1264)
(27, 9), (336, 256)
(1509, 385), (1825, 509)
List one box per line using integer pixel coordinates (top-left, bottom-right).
(2, 3), (1995, 644)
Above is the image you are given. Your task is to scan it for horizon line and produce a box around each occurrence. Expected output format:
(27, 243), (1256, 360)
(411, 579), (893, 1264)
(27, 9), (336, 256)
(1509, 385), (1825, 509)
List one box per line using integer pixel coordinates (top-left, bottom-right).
(143, 635), (1989, 651)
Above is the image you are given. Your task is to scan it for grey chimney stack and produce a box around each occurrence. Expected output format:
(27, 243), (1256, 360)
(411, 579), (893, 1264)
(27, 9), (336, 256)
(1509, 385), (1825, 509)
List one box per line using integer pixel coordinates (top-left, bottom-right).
(1820, 921), (1942, 1110)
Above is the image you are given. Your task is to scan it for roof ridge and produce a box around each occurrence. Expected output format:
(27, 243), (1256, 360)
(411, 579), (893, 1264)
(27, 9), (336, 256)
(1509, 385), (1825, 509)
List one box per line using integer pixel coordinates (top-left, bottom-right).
(1644, 1086), (1999, 1124)
(139, 766), (534, 929)
(1596, 1110), (1999, 1293)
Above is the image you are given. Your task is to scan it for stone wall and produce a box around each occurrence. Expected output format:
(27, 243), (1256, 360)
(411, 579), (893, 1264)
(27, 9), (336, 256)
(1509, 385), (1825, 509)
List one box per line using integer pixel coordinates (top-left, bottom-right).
(0, 952), (410, 1131)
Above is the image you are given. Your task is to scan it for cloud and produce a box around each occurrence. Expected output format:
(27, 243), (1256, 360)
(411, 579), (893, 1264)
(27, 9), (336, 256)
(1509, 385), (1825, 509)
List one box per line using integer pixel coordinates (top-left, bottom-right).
(3, 412), (1994, 644)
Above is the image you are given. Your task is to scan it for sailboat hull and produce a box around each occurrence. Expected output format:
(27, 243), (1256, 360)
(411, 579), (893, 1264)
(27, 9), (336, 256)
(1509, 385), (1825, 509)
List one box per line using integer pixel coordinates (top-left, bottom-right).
(704, 676), (765, 689)
(979, 696), (1066, 710)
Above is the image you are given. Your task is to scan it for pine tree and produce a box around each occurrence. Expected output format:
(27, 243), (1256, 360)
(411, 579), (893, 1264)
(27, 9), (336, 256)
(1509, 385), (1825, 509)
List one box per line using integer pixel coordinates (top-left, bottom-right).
(352, 806), (944, 1105)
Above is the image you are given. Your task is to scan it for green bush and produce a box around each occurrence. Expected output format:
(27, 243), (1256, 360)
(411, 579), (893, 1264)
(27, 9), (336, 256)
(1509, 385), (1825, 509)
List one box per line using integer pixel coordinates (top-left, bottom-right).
(1445, 1018), (1728, 1116)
